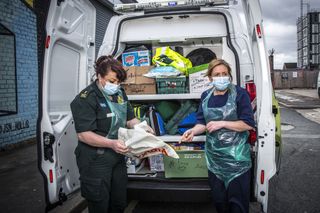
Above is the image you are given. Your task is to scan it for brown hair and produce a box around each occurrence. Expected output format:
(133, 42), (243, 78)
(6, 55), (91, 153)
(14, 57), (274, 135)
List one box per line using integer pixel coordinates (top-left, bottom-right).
(205, 58), (233, 81)
(94, 55), (127, 82)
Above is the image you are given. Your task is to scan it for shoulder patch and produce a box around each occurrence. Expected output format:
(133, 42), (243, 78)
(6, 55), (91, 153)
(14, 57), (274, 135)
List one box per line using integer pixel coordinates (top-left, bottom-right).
(80, 90), (89, 99)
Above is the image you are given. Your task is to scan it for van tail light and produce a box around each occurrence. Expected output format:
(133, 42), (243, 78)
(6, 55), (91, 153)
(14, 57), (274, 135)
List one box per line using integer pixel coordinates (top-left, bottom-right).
(49, 169), (53, 183)
(248, 129), (257, 145)
(260, 170), (265, 184)
(245, 81), (256, 102)
(246, 81), (257, 145)
(246, 81), (257, 111)
(256, 24), (262, 38)
(45, 36), (51, 48)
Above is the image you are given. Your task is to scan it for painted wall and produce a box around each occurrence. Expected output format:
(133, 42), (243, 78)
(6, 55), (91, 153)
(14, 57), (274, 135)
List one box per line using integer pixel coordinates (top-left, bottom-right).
(0, 0), (38, 148)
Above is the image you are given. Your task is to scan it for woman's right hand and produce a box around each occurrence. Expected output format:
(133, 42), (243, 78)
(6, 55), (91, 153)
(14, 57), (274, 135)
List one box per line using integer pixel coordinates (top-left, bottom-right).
(180, 129), (194, 143)
(111, 139), (129, 155)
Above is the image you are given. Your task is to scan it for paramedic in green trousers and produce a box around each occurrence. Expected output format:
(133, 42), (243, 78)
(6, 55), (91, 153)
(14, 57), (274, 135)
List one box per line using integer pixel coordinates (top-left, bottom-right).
(70, 55), (152, 213)
(181, 59), (255, 213)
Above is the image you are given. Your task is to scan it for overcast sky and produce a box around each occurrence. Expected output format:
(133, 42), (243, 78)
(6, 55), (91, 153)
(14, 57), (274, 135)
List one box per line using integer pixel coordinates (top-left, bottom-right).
(261, 0), (320, 69)
(134, 0), (320, 69)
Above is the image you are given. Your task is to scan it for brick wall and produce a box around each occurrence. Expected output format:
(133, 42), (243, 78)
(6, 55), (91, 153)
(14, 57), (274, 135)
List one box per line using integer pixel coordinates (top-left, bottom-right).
(0, 0), (38, 148)
(0, 35), (16, 112)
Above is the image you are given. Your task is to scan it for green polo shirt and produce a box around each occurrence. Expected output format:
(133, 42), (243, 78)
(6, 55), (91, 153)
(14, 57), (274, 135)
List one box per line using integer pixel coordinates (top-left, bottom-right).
(70, 81), (135, 137)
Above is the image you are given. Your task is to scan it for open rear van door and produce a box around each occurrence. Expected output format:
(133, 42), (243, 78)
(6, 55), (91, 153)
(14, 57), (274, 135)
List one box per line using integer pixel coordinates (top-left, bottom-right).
(37, 0), (95, 210)
(241, 0), (281, 212)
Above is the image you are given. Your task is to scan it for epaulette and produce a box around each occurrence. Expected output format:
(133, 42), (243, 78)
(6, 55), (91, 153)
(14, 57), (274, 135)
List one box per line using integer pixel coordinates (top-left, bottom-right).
(80, 86), (94, 99)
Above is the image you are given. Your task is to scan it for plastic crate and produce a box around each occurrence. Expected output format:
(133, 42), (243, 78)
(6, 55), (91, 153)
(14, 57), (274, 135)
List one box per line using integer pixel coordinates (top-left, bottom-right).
(163, 150), (208, 178)
(156, 76), (187, 94)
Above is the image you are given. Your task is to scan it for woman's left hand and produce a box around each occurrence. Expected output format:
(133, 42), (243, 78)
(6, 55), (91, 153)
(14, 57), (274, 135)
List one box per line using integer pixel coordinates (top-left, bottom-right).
(206, 121), (225, 133)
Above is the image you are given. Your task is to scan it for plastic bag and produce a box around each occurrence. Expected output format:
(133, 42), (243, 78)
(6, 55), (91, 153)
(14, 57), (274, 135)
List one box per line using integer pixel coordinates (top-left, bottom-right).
(118, 121), (179, 159)
(152, 47), (192, 75)
(143, 66), (181, 78)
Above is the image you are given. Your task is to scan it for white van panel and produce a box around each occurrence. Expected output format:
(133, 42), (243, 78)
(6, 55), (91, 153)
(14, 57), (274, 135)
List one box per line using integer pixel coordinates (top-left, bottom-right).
(49, 43), (80, 112)
(40, 0), (95, 206)
(119, 14), (227, 42)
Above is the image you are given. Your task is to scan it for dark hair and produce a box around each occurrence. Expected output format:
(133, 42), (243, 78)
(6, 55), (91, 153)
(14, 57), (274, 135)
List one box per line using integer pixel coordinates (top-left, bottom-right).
(94, 55), (127, 82)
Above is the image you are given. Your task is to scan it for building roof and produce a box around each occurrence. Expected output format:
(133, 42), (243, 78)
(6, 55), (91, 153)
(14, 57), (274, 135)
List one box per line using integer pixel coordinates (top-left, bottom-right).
(283, 63), (297, 70)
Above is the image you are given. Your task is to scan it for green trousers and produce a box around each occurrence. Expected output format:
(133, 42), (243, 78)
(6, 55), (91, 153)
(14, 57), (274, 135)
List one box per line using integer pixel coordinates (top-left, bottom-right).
(75, 142), (127, 213)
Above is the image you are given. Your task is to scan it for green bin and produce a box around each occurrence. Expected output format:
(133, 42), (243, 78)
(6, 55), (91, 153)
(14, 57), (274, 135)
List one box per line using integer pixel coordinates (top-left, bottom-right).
(156, 76), (187, 94)
(163, 150), (208, 178)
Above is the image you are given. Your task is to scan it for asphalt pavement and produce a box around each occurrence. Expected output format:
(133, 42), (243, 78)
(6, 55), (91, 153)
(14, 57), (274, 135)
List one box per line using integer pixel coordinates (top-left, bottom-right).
(268, 107), (320, 213)
(0, 89), (319, 213)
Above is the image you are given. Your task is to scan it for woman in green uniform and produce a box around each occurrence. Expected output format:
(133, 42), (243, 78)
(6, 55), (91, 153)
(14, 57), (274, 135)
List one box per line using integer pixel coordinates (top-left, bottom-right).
(70, 55), (149, 213)
(181, 59), (255, 213)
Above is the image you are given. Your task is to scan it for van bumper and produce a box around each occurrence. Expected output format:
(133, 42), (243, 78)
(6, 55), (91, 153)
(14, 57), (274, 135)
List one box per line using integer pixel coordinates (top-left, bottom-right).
(127, 175), (211, 202)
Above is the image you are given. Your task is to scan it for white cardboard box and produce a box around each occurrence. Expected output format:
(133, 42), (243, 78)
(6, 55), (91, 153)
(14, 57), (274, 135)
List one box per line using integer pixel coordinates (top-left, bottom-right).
(188, 64), (212, 93)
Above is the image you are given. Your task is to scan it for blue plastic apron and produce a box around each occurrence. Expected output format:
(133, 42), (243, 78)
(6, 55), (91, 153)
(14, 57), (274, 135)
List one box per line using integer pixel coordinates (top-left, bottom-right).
(202, 84), (251, 187)
(101, 90), (127, 139)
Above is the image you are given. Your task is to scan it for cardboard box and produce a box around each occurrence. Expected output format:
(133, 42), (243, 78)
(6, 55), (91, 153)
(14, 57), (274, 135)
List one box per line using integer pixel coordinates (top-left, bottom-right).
(122, 84), (156, 95)
(123, 66), (154, 84)
(163, 150), (208, 178)
(122, 66), (156, 95)
(122, 50), (151, 67)
(188, 64), (212, 93)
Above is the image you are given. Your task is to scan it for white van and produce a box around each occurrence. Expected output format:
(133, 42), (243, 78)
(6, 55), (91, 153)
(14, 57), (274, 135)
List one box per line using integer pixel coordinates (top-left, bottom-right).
(38, 0), (282, 212)
(317, 72), (320, 98)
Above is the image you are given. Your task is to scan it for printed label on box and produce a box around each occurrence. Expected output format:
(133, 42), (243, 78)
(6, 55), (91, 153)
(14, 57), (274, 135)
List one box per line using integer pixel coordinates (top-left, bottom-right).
(122, 50), (150, 67)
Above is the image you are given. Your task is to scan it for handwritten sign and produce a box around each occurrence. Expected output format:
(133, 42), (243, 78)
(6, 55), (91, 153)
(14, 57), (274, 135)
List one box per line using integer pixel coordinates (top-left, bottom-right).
(188, 65), (211, 93)
(164, 151), (208, 178)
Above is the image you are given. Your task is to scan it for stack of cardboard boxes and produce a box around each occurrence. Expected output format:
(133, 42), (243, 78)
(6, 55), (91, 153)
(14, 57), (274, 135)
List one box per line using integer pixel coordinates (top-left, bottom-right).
(121, 50), (157, 95)
(122, 66), (156, 95)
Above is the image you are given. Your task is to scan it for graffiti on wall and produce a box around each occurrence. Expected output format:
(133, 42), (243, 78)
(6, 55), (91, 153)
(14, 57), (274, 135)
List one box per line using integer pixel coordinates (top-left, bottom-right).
(0, 120), (29, 134)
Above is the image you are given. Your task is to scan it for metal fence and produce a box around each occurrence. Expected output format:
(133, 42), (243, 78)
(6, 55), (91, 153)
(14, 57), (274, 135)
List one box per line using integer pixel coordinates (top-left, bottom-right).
(272, 70), (319, 89)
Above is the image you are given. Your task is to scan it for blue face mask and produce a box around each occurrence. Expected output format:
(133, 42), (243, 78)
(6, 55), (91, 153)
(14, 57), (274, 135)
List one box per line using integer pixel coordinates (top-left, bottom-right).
(103, 82), (120, 95)
(209, 76), (231, 91)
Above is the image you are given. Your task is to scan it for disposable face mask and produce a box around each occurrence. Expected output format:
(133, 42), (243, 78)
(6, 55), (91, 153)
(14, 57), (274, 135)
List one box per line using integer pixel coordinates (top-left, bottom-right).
(209, 76), (231, 91)
(103, 82), (120, 95)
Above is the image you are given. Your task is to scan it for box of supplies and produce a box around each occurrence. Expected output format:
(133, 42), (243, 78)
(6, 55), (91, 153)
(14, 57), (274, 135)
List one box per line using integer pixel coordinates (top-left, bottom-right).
(163, 150), (208, 178)
(188, 64), (212, 93)
(122, 66), (156, 95)
(122, 50), (151, 67)
(156, 76), (188, 94)
(148, 154), (164, 172)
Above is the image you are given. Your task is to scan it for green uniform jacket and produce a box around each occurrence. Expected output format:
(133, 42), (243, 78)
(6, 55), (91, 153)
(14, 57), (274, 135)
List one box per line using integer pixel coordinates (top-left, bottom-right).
(70, 81), (135, 137)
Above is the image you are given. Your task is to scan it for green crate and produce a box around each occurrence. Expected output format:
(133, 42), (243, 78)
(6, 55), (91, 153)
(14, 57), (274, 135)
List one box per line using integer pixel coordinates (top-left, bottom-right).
(156, 76), (187, 94)
(163, 150), (208, 178)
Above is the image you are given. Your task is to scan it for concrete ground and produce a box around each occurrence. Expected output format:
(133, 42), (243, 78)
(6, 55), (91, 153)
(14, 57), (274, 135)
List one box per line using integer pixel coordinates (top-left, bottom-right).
(277, 89), (318, 99)
(275, 89), (320, 124)
(0, 137), (87, 213)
